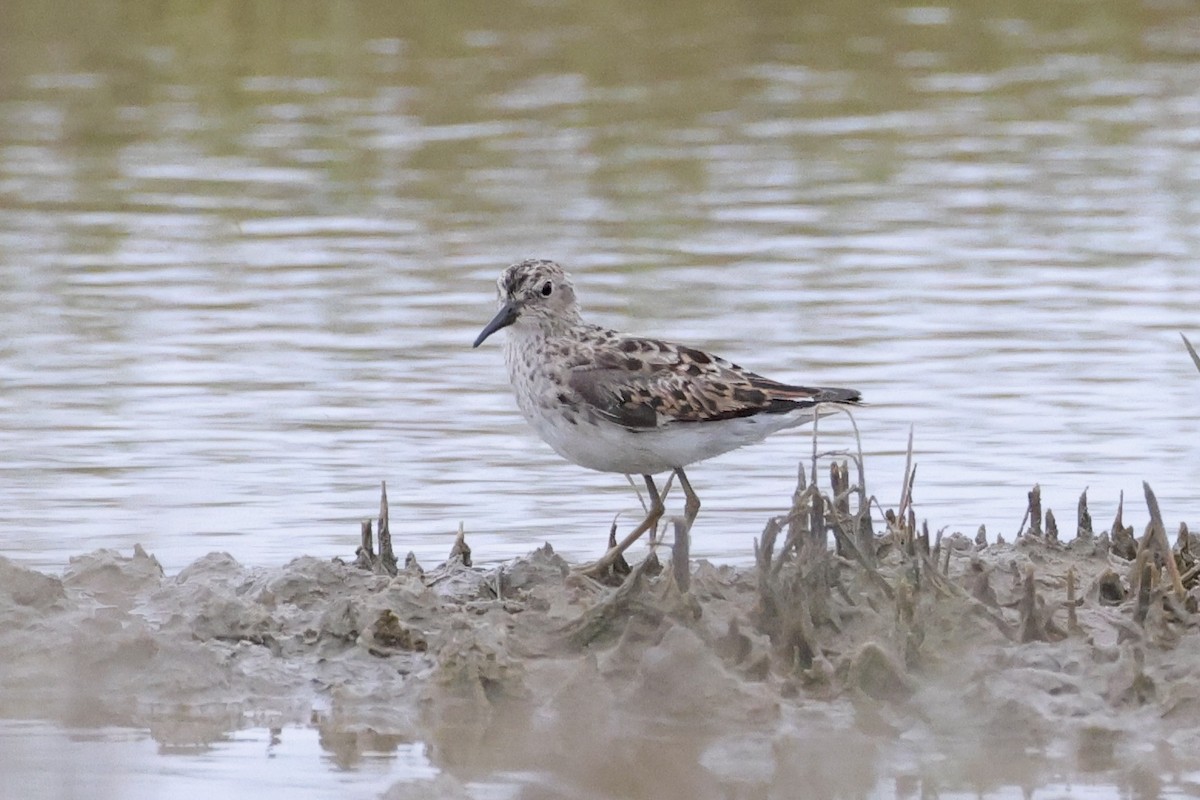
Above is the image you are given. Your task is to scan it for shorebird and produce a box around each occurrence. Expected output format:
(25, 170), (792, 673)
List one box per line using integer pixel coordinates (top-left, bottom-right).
(473, 258), (862, 578)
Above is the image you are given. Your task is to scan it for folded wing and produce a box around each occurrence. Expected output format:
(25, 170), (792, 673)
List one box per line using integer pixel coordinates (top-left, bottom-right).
(567, 337), (860, 431)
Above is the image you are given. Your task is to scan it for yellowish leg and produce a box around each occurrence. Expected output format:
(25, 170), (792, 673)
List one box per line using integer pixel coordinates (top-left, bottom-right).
(579, 474), (665, 578)
(674, 467), (701, 531)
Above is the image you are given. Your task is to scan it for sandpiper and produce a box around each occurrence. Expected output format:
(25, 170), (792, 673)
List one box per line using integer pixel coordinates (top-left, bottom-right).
(473, 258), (862, 577)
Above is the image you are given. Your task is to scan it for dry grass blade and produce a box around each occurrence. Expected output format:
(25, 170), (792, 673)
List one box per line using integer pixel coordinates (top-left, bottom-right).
(1143, 481), (1186, 602)
(828, 406), (877, 558)
(786, 464), (808, 547)
(1183, 333), (1200, 374)
(898, 424), (916, 520)
(809, 405), (821, 490)
(809, 407), (891, 592)
(827, 407), (869, 507)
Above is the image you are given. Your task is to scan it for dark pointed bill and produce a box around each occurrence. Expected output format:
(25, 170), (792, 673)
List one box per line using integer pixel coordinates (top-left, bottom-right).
(473, 301), (520, 347)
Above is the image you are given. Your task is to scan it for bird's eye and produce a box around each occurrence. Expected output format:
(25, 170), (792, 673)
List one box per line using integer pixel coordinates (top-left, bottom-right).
(540, 281), (553, 297)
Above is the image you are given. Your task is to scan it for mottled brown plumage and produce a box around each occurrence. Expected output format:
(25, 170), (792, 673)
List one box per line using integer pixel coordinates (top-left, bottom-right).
(473, 258), (862, 577)
(569, 339), (860, 429)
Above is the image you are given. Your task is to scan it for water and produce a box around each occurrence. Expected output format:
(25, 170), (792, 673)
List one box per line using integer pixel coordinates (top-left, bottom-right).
(2, 0), (1200, 793)
(0, 719), (1193, 800)
(0, 721), (436, 800)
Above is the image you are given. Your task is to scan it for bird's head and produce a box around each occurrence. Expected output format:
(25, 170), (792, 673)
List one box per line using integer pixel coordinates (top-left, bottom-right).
(473, 258), (581, 347)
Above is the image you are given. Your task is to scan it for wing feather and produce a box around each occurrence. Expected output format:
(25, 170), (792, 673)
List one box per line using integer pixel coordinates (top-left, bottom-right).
(566, 336), (860, 431)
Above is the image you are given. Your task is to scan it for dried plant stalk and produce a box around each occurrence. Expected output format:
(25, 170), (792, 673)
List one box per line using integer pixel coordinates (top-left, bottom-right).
(1144, 482), (1186, 602)
(1183, 333), (1200, 374)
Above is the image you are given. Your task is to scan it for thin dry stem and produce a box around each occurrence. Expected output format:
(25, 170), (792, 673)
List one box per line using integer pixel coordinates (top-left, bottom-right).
(1183, 332), (1200, 374)
(808, 405), (821, 491)
(898, 424), (916, 520)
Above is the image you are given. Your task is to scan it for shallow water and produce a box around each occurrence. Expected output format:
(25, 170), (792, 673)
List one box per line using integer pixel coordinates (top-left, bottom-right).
(2, 0), (1200, 575)
(0, 719), (1192, 800)
(2, 0), (1200, 793)
(0, 721), (435, 800)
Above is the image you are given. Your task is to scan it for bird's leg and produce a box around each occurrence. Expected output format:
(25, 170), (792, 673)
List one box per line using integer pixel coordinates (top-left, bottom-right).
(637, 471), (675, 546)
(674, 467), (701, 532)
(578, 474), (665, 579)
(666, 469), (700, 587)
(652, 471), (676, 544)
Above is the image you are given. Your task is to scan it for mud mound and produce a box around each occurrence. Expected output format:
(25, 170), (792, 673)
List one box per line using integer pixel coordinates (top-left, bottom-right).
(2, 474), (1199, 799)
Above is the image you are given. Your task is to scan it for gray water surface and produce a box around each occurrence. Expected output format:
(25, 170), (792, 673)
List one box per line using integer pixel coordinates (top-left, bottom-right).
(3, 0), (1200, 576)
(2, 1), (1199, 577)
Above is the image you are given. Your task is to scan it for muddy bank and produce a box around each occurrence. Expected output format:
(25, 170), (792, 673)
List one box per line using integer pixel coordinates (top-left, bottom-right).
(1, 484), (1198, 798)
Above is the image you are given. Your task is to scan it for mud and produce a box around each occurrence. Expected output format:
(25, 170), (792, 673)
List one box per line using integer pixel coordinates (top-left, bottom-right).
(2, 485), (1199, 799)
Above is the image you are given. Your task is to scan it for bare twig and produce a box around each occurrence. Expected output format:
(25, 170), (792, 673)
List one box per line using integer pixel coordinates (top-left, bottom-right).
(1183, 333), (1200, 374)
(898, 425), (916, 520)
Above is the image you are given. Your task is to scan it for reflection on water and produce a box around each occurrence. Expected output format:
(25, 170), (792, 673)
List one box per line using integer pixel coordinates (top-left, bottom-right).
(1, 0), (1197, 576)
(1, 0), (1200, 793)
(0, 720), (434, 800)
(0, 717), (1190, 800)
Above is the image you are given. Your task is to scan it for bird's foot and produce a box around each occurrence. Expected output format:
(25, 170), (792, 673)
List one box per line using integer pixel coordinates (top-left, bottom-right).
(572, 543), (631, 586)
(570, 548), (669, 587)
